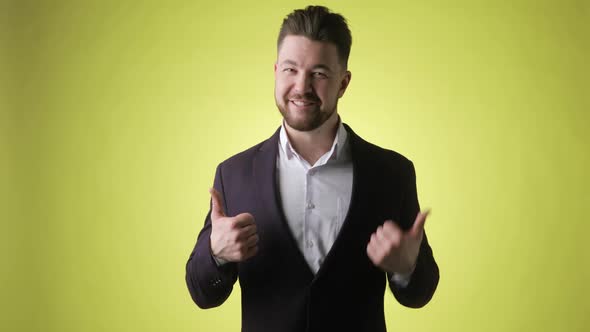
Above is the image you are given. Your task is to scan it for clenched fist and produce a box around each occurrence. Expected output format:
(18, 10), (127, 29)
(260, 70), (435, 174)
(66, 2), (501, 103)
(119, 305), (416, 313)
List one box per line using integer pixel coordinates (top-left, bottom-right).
(367, 210), (430, 275)
(209, 188), (259, 262)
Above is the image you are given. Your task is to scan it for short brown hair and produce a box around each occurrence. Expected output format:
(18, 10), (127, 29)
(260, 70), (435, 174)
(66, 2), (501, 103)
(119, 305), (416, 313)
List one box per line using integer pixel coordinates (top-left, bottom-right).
(277, 6), (352, 69)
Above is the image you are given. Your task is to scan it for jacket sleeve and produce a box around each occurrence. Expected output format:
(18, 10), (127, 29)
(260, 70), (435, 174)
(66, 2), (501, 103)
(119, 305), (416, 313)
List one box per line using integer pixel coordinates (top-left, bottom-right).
(388, 160), (439, 308)
(185, 164), (238, 309)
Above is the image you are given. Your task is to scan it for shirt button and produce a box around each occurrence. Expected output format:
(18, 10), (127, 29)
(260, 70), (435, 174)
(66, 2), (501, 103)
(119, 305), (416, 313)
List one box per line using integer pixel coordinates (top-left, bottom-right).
(307, 241), (314, 248)
(307, 202), (315, 209)
(308, 169), (316, 176)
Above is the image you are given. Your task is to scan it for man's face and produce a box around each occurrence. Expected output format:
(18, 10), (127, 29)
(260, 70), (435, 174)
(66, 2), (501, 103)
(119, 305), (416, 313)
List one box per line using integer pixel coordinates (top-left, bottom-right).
(274, 35), (351, 132)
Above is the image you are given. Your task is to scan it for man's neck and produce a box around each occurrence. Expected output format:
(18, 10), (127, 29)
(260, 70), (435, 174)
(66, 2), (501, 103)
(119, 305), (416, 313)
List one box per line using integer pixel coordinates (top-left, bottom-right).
(284, 112), (340, 166)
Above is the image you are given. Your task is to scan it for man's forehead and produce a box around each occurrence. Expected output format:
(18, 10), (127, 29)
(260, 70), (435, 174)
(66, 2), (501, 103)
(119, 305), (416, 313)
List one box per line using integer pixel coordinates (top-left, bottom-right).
(279, 35), (338, 53)
(277, 35), (341, 69)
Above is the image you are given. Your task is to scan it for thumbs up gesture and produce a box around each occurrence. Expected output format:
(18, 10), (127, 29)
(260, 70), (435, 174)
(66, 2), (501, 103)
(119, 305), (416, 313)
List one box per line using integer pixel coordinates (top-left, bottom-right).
(209, 188), (259, 262)
(366, 210), (430, 275)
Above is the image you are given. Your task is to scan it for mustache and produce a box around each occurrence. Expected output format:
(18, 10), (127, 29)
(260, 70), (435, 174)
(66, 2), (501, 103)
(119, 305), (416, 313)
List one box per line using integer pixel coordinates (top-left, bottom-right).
(288, 93), (320, 102)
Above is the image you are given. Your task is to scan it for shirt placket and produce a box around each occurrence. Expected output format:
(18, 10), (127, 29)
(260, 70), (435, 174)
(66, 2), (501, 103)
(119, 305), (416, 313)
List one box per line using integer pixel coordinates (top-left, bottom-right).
(303, 166), (313, 253)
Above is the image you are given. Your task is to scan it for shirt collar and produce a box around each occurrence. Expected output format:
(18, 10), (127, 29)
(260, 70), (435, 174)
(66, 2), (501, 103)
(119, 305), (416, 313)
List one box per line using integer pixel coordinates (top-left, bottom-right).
(279, 117), (349, 164)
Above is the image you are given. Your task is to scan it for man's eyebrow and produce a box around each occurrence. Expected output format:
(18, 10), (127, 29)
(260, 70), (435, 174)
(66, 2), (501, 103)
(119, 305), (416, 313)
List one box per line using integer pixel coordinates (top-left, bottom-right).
(312, 64), (333, 72)
(280, 60), (298, 67)
(279, 60), (334, 72)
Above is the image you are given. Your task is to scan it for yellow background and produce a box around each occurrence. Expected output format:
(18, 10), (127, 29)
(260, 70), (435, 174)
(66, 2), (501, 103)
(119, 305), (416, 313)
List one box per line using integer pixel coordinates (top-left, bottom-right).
(2, 1), (589, 331)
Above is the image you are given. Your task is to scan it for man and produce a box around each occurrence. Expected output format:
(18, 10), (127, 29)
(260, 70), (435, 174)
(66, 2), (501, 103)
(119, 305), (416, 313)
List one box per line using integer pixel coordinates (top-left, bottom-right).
(186, 6), (439, 332)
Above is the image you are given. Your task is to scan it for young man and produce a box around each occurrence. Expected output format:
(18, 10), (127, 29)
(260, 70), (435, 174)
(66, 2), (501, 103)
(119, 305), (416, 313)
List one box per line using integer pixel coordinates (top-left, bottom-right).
(186, 6), (439, 332)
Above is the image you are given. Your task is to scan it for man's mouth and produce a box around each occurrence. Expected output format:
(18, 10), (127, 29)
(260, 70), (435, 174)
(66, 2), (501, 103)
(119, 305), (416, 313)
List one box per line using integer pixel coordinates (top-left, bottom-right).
(290, 100), (317, 107)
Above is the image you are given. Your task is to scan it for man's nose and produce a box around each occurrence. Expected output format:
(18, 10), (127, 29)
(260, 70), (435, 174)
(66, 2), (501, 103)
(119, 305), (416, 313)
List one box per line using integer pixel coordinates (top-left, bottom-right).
(294, 73), (312, 93)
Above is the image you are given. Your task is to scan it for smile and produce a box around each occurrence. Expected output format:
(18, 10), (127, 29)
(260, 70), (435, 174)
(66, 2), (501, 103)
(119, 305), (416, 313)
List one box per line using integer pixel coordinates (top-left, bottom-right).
(290, 100), (316, 107)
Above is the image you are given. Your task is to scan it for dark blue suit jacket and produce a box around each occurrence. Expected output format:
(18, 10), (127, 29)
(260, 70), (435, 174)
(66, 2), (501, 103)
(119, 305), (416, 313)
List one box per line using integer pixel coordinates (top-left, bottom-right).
(186, 124), (439, 332)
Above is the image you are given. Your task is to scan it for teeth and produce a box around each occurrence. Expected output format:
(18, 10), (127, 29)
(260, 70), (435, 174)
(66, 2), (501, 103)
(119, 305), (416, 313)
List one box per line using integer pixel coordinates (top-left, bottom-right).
(292, 100), (314, 106)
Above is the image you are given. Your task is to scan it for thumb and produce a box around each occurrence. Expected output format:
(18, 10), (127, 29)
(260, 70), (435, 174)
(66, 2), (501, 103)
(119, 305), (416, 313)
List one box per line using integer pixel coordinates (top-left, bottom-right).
(410, 209), (430, 236)
(209, 187), (226, 220)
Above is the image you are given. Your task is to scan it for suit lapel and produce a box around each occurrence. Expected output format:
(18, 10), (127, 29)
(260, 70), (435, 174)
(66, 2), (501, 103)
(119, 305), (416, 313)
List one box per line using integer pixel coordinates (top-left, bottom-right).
(253, 128), (314, 279)
(312, 124), (373, 281)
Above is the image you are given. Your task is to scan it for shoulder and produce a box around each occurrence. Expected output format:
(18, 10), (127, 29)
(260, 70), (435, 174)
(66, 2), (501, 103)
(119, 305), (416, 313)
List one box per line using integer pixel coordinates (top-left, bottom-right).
(345, 123), (415, 173)
(216, 127), (280, 171)
(220, 141), (264, 168)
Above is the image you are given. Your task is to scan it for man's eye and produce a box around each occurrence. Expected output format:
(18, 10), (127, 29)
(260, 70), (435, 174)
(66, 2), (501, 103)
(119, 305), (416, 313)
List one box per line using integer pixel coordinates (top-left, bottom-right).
(312, 72), (328, 78)
(283, 68), (295, 73)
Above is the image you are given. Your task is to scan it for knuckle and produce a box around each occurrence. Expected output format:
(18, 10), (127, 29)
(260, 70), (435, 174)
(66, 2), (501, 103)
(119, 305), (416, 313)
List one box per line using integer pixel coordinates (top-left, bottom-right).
(230, 232), (240, 243)
(385, 223), (397, 234)
(384, 243), (396, 254)
(245, 225), (255, 234)
(236, 242), (246, 252)
(228, 220), (238, 230)
(390, 238), (401, 248)
(240, 213), (255, 223)
(375, 254), (385, 264)
(250, 246), (259, 256)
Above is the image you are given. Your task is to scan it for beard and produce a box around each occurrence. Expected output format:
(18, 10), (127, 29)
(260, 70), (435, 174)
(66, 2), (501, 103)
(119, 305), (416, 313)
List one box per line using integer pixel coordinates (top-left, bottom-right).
(276, 93), (335, 132)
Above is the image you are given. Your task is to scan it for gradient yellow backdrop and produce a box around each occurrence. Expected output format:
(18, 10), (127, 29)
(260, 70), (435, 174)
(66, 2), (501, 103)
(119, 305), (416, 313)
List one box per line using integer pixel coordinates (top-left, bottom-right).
(2, 1), (589, 331)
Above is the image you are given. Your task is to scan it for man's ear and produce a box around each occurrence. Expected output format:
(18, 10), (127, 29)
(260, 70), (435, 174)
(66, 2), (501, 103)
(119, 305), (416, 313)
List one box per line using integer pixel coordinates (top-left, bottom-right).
(338, 70), (352, 98)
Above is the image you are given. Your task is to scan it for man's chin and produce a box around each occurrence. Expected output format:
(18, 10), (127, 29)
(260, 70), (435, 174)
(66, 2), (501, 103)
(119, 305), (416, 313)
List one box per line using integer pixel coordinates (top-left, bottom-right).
(277, 104), (334, 132)
(283, 115), (327, 132)
(286, 122), (316, 132)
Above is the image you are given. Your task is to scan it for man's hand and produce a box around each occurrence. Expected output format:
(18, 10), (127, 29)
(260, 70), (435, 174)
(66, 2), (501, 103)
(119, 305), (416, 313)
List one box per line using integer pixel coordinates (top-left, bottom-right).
(366, 210), (430, 275)
(209, 188), (259, 262)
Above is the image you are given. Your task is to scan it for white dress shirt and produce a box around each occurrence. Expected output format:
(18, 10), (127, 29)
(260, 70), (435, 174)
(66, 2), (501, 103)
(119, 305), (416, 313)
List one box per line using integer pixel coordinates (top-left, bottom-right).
(277, 118), (412, 286)
(277, 119), (353, 274)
